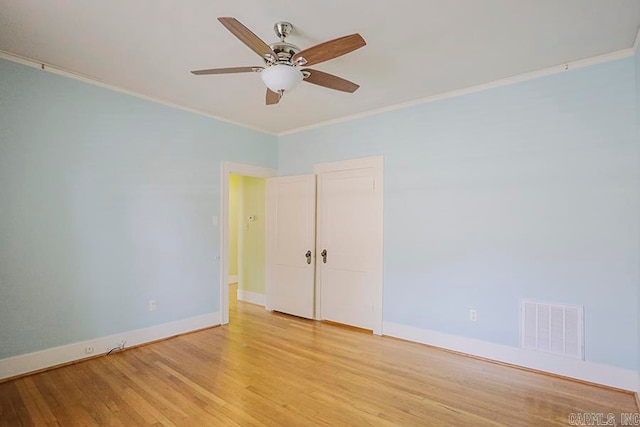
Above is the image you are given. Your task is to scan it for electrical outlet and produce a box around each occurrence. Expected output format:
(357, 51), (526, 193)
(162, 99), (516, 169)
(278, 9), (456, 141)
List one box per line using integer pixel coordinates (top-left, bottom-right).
(85, 346), (94, 354)
(469, 309), (477, 322)
(149, 299), (157, 311)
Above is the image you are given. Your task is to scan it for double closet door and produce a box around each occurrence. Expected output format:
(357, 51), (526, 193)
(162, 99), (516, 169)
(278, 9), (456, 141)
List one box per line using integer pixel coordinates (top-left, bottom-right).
(265, 157), (383, 333)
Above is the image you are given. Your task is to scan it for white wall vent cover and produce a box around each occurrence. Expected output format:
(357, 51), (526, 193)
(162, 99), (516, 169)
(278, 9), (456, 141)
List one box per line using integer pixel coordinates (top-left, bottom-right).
(521, 300), (584, 360)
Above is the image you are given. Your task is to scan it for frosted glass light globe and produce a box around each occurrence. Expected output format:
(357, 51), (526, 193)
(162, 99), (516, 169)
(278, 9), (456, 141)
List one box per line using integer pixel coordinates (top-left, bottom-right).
(261, 64), (303, 93)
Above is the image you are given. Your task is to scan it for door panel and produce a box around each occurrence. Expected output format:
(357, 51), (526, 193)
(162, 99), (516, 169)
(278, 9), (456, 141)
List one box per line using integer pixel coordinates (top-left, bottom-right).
(265, 175), (316, 319)
(317, 168), (379, 330)
(321, 268), (374, 329)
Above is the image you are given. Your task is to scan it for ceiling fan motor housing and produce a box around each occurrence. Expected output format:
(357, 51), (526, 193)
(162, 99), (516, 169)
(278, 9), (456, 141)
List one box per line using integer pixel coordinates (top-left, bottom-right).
(268, 22), (302, 64)
(269, 41), (301, 63)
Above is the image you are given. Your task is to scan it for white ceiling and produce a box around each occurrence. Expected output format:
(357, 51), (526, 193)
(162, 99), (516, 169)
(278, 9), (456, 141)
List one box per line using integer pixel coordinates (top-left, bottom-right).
(1, 1), (639, 134)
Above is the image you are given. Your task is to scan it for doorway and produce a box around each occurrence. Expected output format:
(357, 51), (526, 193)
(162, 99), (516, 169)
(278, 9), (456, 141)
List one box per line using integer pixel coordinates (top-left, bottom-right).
(220, 162), (277, 325)
(229, 173), (269, 307)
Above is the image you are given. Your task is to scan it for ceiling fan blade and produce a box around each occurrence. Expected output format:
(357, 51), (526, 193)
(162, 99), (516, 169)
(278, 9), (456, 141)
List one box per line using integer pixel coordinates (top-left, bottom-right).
(191, 66), (263, 75)
(292, 33), (366, 66)
(266, 89), (281, 105)
(303, 69), (360, 93)
(218, 17), (278, 61)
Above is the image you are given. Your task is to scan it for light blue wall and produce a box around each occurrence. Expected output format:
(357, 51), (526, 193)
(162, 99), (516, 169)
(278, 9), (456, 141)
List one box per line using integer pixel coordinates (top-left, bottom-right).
(2, 51), (639, 374)
(280, 58), (639, 371)
(0, 58), (277, 359)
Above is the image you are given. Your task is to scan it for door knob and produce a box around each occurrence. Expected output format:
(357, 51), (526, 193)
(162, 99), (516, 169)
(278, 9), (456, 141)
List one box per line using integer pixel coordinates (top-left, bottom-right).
(321, 249), (327, 263)
(305, 250), (312, 264)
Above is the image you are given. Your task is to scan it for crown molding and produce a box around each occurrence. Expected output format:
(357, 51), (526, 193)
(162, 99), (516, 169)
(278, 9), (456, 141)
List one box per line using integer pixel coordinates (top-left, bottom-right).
(1, 46), (634, 139)
(0, 50), (276, 136)
(278, 48), (634, 136)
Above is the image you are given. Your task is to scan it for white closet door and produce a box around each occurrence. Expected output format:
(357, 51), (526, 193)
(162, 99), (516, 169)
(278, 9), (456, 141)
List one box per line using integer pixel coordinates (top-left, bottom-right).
(265, 175), (316, 319)
(317, 166), (382, 331)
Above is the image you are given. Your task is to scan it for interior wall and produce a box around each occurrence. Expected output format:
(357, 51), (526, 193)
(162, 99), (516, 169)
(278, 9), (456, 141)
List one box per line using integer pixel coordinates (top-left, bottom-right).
(2, 46), (639, 381)
(0, 58), (277, 360)
(228, 174), (239, 280)
(238, 176), (266, 294)
(279, 57), (639, 372)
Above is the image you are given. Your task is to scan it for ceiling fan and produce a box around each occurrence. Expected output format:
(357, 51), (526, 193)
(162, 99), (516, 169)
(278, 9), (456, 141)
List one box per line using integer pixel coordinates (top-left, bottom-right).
(191, 17), (366, 105)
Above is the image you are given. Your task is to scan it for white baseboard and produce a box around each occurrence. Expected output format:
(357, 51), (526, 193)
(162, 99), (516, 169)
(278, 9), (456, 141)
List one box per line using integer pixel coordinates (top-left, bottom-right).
(237, 289), (265, 306)
(228, 275), (238, 284)
(383, 321), (638, 392)
(0, 312), (220, 381)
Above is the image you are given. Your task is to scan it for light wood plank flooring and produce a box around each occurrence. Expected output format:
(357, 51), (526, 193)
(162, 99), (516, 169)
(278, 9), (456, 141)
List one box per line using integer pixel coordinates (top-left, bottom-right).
(0, 285), (636, 426)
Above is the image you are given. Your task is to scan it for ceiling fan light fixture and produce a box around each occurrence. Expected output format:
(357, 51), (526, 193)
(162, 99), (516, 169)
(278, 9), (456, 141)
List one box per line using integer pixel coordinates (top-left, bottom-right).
(260, 64), (303, 93)
(193, 18), (366, 105)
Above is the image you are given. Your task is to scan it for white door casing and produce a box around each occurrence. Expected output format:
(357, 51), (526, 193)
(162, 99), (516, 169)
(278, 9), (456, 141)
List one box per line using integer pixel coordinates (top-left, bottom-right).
(265, 175), (317, 319)
(315, 156), (384, 335)
(220, 162), (277, 325)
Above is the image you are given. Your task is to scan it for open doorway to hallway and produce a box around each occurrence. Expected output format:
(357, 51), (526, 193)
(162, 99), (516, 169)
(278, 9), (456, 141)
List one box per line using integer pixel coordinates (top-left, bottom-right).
(228, 173), (267, 312)
(220, 162), (276, 324)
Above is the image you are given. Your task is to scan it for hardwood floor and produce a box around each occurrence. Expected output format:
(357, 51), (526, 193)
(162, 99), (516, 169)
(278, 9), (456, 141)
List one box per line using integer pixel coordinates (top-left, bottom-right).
(1, 285), (636, 426)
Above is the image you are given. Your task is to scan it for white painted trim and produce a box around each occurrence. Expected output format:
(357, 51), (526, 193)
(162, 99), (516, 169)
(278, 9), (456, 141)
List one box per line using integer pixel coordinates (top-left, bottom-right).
(237, 289), (266, 306)
(314, 156), (384, 174)
(220, 162), (277, 325)
(228, 275), (238, 284)
(0, 50), (274, 136)
(383, 321), (638, 392)
(0, 312), (220, 381)
(314, 156), (384, 336)
(279, 48), (634, 136)
(2, 45), (634, 138)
